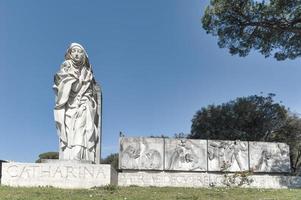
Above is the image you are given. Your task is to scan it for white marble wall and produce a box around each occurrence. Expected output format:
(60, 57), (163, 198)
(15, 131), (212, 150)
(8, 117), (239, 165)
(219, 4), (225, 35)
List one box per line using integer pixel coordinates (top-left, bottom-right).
(119, 137), (164, 170)
(165, 139), (207, 171)
(119, 137), (291, 173)
(249, 142), (291, 173)
(118, 171), (301, 189)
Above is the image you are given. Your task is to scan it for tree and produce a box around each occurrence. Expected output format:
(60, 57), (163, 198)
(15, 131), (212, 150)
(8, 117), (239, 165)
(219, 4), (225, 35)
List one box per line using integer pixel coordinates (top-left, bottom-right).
(189, 94), (301, 173)
(35, 152), (59, 163)
(189, 94), (287, 141)
(101, 153), (119, 170)
(202, 0), (301, 60)
(270, 114), (301, 174)
(174, 132), (187, 139)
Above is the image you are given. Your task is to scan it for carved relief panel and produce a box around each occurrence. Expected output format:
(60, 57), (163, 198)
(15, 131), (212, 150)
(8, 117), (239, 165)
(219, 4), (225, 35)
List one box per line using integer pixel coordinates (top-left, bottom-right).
(164, 139), (207, 171)
(119, 137), (164, 170)
(249, 142), (290, 173)
(208, 140), (249, 172)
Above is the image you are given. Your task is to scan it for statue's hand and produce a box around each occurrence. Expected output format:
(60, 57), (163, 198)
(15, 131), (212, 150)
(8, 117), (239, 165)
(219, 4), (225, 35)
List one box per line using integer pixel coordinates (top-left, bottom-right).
(79, 73), (85, 82)
(86, 70), (92, 81)
(77, 104), (86, 117)
(82, 70), (92, 82)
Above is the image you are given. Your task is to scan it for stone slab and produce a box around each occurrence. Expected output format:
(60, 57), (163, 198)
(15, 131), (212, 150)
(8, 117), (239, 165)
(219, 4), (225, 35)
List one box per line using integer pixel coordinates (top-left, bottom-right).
(119, 137), (164, 170)
(164, 139), (207, 171)
(1, 162), (117, 189)
(249, 142), (291, 173)
(118, 171), (301, 189)
(208, 140), (249, 172)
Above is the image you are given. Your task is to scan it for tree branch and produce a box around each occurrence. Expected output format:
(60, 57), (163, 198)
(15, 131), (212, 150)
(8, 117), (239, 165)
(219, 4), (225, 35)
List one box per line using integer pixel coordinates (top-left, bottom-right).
(291, 18), (301, 26)
(241, 21), (301, 35)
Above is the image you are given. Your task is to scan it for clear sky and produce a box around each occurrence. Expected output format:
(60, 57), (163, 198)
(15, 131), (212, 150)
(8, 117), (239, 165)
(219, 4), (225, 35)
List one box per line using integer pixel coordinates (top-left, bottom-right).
(0, 0), (300, 162)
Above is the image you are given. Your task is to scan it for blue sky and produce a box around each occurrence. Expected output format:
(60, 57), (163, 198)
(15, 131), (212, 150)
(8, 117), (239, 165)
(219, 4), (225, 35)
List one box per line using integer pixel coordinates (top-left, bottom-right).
(0, 0), (300, 162)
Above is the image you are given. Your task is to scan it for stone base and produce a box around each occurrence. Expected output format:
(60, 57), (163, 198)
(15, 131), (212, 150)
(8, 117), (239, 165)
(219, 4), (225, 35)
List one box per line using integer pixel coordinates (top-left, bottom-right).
(1, 162), (117, 189)
(118, 171), (301, 189)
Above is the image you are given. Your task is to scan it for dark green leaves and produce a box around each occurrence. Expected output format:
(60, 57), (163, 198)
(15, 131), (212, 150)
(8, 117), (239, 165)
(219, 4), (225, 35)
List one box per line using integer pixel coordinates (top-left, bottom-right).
(189, 94), (287, 141)
(202, 0), (301, 60)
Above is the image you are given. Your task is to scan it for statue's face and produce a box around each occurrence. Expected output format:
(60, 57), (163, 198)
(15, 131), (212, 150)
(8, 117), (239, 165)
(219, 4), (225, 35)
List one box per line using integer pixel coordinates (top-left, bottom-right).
(70, 46), (84, 63)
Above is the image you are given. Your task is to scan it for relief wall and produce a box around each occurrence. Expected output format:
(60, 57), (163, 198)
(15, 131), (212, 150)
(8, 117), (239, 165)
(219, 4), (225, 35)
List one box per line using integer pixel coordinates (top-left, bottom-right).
(119, 137), (291, 173)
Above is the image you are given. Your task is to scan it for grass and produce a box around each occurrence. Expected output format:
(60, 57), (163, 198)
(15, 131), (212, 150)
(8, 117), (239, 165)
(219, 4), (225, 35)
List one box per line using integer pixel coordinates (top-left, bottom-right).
(0, 185), (300, 200)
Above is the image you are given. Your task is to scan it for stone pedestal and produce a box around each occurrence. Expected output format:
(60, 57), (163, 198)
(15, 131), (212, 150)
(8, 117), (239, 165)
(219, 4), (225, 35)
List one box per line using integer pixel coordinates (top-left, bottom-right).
(1, 162), (117, 189)
(118, 171), (301, 189)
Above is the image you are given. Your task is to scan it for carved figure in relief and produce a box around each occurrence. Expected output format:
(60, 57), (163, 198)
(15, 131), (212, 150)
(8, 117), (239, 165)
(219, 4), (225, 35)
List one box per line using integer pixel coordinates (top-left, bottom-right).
(254, 143), (289, 171)
(227, 140), (247, 170)
(53, 43), (101, 163)
(209, 140), (247, 170)
(208, 141), (228, 168)
(168, 140), (204, 170)
(255, 148), (272, 171)
(277, 143), (289, 157)
(120, 138), (162, 169)
(121, 142), (141, 169)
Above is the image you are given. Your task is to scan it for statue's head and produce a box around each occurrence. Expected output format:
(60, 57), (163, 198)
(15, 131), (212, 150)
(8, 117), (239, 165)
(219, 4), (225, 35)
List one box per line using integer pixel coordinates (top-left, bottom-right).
(65, 43), (89, 67)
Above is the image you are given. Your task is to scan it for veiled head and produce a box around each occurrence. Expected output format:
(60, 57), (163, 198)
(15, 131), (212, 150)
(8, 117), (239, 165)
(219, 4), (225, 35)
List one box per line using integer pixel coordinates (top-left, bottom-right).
(65, 43), (89, 67)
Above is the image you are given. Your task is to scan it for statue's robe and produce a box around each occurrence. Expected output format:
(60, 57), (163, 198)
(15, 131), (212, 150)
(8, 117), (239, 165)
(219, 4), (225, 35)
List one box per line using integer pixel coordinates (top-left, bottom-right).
(53, 60), (101, 163)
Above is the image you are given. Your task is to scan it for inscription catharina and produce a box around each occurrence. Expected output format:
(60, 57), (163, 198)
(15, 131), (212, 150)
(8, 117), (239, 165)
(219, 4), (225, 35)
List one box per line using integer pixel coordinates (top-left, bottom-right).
(6, 165), (106, 179)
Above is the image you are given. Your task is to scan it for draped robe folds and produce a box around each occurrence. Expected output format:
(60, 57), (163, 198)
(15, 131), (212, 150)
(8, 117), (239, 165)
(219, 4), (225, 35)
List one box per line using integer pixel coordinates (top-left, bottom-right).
(53, 60), (101, 163)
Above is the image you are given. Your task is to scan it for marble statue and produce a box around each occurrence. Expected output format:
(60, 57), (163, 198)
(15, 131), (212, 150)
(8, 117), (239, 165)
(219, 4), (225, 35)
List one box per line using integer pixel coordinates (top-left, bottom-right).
(53, 43), (102, 164)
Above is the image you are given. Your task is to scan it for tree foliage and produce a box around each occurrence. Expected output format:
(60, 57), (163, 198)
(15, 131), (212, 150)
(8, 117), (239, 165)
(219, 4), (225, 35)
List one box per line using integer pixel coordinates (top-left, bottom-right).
(189, 94), (287, 141)
(101, 153), (119, 170)
(202, 0), (301, 60)
(35, 152), (59, 163)
(270, 115), (301, 174)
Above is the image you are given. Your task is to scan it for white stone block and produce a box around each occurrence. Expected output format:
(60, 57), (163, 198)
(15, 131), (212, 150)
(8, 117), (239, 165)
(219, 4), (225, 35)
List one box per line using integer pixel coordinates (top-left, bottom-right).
(249, 142), (291, 173)
(164, 139), (207, 171)
(1, 162), (117, 189)
(208, 140), (249, 172)
(118, 171), (301, 189)
(118, 171), (210, 187)
(119, 137), (164, 170)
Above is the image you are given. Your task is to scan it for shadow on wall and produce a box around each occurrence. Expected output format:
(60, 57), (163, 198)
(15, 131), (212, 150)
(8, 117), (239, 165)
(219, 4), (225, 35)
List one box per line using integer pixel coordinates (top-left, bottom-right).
(0, 160), (8, 184)
(277, 174), (301, 188)
(271, 161), (301, 188)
